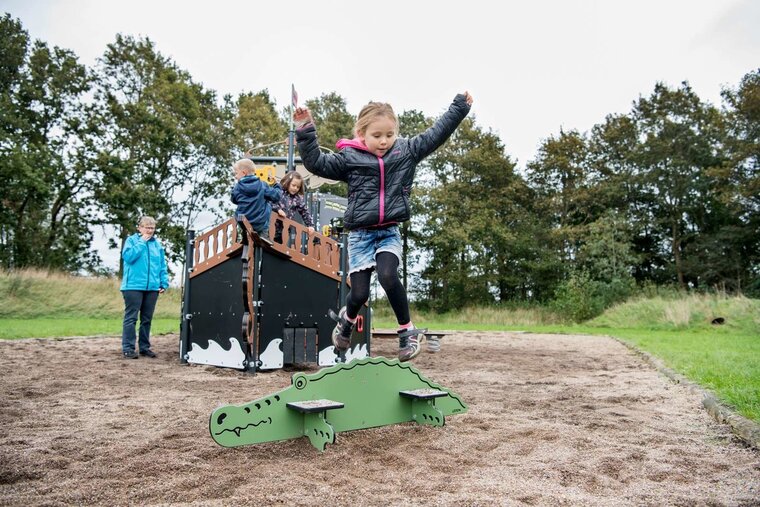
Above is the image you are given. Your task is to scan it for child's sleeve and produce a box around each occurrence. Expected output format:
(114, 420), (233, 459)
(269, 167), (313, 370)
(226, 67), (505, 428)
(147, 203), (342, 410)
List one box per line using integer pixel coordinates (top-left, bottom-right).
(264, 182), (282, 203)
(271, 194), (282, 212)
(408, 94), (471, 162)
(297, 197), (315, 227)
(296, 124), (348, 181)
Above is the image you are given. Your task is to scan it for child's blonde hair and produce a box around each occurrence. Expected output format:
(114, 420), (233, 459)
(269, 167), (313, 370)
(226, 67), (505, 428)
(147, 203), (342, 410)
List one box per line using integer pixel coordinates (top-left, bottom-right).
(354, 102), (398, 137)
(233, 159), (256, 175)
(280, 171), (305, 196)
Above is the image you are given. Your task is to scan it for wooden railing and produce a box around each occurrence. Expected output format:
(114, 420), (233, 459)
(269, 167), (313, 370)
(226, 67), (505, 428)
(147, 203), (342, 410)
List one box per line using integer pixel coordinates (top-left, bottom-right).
(268, 214), (342, 281)
(189, 214), (343, 281)
(190, 219), (241, 278)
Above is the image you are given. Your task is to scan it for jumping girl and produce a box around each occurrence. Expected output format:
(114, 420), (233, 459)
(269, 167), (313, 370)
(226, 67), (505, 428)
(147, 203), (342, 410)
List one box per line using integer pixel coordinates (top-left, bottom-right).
(294, 91), (473, 361)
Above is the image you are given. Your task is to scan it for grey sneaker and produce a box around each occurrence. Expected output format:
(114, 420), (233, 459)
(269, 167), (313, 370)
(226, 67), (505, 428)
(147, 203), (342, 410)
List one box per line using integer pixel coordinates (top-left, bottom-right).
(427, 337), (441, 353)
(329, 307), (353, 351)
(398, 328), (427, 362)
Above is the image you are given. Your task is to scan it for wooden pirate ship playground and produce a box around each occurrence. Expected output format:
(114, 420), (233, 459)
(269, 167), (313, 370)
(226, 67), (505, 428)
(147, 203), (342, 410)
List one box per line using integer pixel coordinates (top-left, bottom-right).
(178, 208), (371, 372)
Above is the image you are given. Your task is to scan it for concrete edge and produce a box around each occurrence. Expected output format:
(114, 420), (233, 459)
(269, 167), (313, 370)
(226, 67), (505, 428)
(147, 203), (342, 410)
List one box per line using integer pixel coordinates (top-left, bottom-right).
(611, 336), (760, 450)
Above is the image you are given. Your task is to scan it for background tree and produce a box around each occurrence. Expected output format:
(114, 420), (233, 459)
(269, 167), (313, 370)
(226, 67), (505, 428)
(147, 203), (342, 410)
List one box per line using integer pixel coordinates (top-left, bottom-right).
(89, 34), (227, 273)
(232, 90), (286, 157)
(415, 118), (538, 310)
(718, 69), (760, 294)
(631, 82), (725, 289)
(0, 14), (97, 271)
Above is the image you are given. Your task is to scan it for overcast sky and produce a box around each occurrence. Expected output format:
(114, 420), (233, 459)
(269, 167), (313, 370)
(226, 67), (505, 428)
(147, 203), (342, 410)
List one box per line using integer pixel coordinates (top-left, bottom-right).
(3, 0), (759, 276)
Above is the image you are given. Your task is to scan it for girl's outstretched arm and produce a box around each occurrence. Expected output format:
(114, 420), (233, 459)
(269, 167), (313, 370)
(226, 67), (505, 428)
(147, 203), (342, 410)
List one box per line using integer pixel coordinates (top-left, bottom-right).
(295, 123), (348, 181)
(407, 92), (472, 162)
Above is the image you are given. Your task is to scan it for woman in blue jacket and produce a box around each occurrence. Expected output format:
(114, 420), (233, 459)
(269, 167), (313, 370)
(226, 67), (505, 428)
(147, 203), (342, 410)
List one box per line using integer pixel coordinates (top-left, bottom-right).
(120, 216), (170, 359)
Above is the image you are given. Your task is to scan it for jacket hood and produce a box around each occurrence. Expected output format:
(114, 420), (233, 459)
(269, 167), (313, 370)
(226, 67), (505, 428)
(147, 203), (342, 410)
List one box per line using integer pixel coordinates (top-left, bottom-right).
(336, 138), (370, 152)
(237, 174), (262, 189)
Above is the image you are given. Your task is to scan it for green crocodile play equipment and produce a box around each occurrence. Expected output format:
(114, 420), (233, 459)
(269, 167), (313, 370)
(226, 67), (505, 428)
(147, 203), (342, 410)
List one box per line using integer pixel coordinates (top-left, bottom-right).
(209, 356), (467, 451)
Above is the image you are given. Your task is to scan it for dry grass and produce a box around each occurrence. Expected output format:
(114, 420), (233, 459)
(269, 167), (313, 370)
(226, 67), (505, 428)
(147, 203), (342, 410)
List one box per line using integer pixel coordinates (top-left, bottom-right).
(0, 268), (181, 319)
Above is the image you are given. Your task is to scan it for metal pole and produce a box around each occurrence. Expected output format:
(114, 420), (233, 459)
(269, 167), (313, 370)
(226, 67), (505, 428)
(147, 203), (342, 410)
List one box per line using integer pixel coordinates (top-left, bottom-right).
(179, 230), (195, 364)
(287, 84), (296, 173)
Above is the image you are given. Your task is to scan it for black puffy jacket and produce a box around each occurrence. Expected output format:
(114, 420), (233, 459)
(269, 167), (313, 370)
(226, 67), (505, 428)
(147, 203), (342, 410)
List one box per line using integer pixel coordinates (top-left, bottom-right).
(296, 94), (471, 230)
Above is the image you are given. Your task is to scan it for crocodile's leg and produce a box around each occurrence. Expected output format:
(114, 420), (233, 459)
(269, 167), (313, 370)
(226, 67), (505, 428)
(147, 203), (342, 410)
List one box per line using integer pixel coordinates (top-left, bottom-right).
(303, 412), (336, 452)
(411, 399), (445, 427)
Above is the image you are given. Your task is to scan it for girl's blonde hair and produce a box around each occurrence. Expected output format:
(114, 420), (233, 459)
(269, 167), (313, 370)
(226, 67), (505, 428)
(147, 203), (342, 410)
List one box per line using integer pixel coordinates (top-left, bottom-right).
(354, 102), (398, 137)
(280, 171), (305, 196)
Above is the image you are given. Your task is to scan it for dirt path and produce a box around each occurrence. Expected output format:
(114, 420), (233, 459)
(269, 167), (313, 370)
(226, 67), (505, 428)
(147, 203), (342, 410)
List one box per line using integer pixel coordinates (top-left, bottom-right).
(0, 332), (757, 506)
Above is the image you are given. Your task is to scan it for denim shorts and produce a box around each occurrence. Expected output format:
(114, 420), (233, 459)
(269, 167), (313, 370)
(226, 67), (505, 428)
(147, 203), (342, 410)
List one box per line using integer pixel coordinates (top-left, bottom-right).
(347, 226), (403, 274)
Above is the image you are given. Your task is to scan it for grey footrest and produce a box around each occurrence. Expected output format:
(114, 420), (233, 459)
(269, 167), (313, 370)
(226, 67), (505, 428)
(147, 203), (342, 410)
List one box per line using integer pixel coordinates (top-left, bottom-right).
(286, 399), (345, 413)
(399, 389), (448, 400)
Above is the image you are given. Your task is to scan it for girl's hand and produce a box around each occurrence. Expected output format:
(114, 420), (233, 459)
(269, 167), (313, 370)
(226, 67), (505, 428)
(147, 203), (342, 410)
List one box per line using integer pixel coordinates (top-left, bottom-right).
(277, 210), (286, 217)
(463, 91), (473, 106)
(293, 107), (313, 128)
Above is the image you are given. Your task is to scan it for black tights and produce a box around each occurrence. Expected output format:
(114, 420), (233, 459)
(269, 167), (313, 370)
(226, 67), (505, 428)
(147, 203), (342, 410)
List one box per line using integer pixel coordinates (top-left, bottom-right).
(345, 252), (409, 326)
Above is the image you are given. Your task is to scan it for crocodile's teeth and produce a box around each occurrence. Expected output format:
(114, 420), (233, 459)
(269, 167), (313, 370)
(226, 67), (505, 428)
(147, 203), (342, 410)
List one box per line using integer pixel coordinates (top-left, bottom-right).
(234, 428), (241, 437)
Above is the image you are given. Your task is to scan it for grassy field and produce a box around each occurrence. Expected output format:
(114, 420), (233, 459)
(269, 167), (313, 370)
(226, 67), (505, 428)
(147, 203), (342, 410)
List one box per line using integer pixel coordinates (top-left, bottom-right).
(0, 269), (182, 338)
(0, 318), (179, 339)
(374, 294), (760, 422)
(2, 269), (758, 422)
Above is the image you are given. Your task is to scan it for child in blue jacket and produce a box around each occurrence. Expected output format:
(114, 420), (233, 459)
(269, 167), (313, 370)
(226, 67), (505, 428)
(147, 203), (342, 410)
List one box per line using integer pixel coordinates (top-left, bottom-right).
(231, 159), (282, 238)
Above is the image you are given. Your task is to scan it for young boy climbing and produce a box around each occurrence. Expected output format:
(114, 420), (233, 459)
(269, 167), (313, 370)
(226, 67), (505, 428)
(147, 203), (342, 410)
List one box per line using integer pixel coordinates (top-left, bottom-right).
(294, 91), (473, 361)
(231, 158), (282, 239)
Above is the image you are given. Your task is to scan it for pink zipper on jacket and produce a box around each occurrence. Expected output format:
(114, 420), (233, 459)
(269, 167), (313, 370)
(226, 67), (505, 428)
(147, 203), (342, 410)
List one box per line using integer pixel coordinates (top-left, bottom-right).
(336, 138), (386, 226)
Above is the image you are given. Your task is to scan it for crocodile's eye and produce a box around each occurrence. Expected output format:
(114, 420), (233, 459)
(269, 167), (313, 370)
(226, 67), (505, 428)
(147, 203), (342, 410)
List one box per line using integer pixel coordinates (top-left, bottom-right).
(244, 407), (250, 413)
(217, 413), (227, 425)
(255, 403), (261, 410)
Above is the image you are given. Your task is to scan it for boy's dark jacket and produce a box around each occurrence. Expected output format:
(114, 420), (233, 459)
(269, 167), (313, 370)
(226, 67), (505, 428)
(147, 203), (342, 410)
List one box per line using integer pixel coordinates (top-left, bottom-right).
(231, 175), (282, 232)
(296, 94), (470, 231)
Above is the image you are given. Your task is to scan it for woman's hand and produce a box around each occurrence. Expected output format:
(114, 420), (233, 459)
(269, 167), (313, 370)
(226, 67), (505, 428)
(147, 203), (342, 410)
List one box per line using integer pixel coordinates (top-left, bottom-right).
(138, 224), (155, 241)
(463, 91), (473, 106)
(277, 210), (287, 217)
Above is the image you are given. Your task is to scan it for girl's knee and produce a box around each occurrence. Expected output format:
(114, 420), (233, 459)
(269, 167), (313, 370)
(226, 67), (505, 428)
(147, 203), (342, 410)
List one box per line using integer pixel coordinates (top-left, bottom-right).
(377, 270), (400, 289)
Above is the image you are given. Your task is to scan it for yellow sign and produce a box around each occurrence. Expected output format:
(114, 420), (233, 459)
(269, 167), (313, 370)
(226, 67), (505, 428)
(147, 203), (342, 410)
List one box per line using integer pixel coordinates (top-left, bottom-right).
(255, 165), (277, 185)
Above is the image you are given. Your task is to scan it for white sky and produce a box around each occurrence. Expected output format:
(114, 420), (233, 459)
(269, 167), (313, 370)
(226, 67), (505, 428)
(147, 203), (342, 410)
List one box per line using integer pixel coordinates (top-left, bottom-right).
(3, 0), (759, 277)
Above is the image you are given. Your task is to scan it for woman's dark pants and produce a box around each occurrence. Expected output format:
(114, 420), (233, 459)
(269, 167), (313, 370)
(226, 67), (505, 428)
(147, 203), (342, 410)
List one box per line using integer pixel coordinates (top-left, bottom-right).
(121, 290), (159, 353)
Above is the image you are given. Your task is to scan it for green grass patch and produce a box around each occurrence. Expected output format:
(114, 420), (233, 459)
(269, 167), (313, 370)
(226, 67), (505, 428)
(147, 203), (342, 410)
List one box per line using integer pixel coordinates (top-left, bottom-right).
(373, 293), (760, 422)
(0, 318), (180, 339)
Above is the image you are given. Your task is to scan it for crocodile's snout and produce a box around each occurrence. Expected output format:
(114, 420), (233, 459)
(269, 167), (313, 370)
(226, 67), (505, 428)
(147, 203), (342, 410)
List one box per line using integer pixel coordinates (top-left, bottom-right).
(217, 412), (227, 425)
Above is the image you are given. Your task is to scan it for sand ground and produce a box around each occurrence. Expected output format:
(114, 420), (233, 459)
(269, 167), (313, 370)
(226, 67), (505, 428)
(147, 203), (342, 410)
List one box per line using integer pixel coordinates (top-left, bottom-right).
(0, 331), (758, 506)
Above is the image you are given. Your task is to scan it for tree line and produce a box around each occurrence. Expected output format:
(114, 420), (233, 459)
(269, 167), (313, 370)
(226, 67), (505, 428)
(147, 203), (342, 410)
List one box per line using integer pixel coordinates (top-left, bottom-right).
(1, 14), (757, 317)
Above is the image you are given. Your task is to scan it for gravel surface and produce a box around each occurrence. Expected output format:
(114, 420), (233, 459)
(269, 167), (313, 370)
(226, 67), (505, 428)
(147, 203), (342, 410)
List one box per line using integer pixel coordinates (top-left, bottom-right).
(1, 331), (758, 506)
